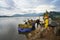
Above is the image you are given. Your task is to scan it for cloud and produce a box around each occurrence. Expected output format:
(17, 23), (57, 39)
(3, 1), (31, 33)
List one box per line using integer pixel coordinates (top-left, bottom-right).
(51, 0), (60, 5)
(13, 0), (53, 8)
(51, 0), (60, 11)
(51, 0), (57, 3)
(5, 0), (15, 7)
(33, 5), (55, 13)
(0, 0), (15, 10)
(0, 0), (9, 7)
(0, 5), (56, 16)
(0, 0), (60, 15)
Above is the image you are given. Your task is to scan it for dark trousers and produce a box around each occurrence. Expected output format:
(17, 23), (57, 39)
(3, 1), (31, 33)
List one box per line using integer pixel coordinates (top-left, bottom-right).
(32, 26), (35, 30)
(37, 23), (40, 27)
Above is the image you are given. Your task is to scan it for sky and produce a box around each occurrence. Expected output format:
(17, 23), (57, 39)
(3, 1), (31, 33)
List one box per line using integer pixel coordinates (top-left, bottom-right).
(0, 0), (60, 16)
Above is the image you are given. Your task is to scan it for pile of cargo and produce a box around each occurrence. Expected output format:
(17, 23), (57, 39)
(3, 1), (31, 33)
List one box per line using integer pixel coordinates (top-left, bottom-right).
(18, 24), (32, 28)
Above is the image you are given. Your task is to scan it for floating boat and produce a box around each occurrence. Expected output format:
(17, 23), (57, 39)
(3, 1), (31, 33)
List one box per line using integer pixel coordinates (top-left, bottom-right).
(18, 24), (33, 33)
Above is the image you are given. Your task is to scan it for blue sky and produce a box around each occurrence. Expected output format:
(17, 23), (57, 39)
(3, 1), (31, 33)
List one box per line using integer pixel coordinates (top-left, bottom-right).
(0, 0), (60, 16)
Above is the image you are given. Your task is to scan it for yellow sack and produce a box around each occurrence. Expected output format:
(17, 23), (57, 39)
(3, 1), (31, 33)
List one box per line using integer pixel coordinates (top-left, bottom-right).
(18, 24), (32, 28)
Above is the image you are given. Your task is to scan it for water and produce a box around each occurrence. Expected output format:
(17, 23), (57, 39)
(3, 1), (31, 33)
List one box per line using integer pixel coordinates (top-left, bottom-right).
(0, 16), (43, 40)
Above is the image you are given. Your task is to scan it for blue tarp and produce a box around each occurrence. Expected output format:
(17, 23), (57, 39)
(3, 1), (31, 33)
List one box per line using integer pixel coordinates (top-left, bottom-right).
(18, 28), (32, 32)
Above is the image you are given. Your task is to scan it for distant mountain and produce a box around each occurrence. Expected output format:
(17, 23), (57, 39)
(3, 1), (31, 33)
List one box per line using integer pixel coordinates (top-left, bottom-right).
(49, 11), (60, 20)
(12, 13), (44, 17)
(50, 11), (60, 15)
(0, 11), (60, 17)
(0, 15), (10, 17)
(12, 14), (23, 17)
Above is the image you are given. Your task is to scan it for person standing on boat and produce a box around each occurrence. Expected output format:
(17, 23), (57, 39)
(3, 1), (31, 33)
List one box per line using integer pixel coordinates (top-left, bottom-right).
(31, 20), (35, 30)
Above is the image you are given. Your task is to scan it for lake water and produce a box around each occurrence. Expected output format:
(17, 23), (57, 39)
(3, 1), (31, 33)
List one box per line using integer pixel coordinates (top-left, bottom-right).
(0, 16), (43, 40)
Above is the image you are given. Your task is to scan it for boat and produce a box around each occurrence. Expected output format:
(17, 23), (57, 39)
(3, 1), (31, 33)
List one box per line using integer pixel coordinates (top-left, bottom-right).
(18, 24), (33, 34)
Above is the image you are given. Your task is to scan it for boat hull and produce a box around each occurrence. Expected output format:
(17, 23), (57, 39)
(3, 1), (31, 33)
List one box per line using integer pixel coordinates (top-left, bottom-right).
(18, 28), (32, 33)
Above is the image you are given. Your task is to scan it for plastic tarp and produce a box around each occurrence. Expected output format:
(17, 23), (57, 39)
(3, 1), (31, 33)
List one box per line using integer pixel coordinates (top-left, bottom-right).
(18, 28), (32, 32)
